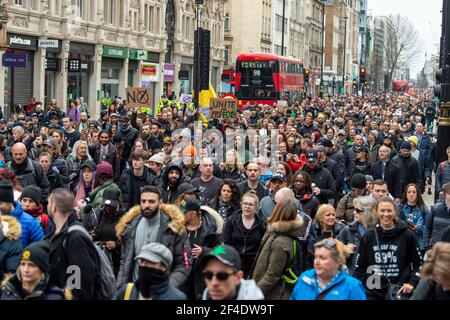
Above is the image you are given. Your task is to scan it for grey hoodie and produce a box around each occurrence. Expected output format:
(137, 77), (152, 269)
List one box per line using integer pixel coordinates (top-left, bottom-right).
(202, 279), (264, 300)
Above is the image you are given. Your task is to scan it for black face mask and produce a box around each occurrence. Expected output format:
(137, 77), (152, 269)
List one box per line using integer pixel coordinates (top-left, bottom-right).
(138, 266), (168, 298)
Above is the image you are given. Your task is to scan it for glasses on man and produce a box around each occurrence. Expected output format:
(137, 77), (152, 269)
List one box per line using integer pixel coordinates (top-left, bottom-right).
(202, 271), (237, 281)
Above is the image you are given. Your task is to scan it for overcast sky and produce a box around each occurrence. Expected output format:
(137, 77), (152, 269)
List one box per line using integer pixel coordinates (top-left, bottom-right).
(368, 0), (442, 77)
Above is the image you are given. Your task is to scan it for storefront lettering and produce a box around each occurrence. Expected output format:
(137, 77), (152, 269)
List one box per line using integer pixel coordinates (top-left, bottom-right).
(10, 36), (32, 46)
(108, 49), (124, 57)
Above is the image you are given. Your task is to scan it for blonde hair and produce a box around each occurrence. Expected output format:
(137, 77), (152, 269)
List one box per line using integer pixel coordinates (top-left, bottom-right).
(315, 204), (336, 230)
(353, 196), (378, 228)
(241, 191), (259, 208)
(421, 242), (450, 286)
(314, 238), (349, 266)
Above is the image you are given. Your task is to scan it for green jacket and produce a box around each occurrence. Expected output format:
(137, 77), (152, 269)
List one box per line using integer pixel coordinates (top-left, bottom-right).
(80, 180), (122, 220)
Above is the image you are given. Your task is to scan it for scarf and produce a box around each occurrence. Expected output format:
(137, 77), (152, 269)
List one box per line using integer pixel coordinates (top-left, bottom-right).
(218, 199), (233, 223)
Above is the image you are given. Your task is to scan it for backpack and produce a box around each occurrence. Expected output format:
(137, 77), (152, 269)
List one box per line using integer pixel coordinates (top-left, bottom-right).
(64, 225), (116, 300)
(274, 234), (306, 288)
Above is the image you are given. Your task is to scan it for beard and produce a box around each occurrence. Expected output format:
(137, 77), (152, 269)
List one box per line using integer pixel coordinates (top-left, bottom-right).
(142, 206), (159, 219)
(141, 132), (150, 140)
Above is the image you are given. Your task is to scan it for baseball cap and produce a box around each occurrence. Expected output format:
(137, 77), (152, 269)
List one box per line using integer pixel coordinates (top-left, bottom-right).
(355, 145), (369, 153)
(179, 197), (201, 213)
(337, 129), (346, 136)
(101, 186), (121, 207)
(269, 173), (287, 183)
(200, 244), (242, 270)
(120, 116), (130, 122)
(135, 243), (173, 269)
(110, 113), (119, 118)
(178, 183), (198, 194)
(315, 145), (326, 152)
(162, 136), (173, 144)
(320, 138), (333, 148)
(306, 149), (318, 162)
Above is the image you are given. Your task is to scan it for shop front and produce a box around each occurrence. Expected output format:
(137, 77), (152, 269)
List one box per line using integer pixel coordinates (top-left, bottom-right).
(3, 33), (38, 109)
(179, 56), (194, 96)
(163, 63), (175, 95)
(67, 42), (95, 105)
(101, 45), (128, 100)
(41, 39), (62, 106)
(141, 61), (160, 113)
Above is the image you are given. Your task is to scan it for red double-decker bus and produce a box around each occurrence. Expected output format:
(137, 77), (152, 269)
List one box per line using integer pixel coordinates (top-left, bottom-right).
(235, 52), (305, 108)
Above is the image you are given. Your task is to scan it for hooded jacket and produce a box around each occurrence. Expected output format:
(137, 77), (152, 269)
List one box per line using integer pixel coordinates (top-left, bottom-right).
(301, 163), (336, 204)
(290, 269), (366, 300)
(89, 142), (121, 181)
(392, 153), (421, 194)
(66, 153), (91, 191)
(354, 221), (422, 300)
(251, 215), (304, 300)
(115, 204), (191, 290)
(202, 279), (264, 300)
(160, 163), (184, 204)
(185, 206), (224, 300)
(8, 202), (43, 248)
(0, 215), (22, 280)
(221, 211), (266, 278)
(51, 155), (70, 187)
(119, 167), (158, 211)
(7, 158), (50, 201)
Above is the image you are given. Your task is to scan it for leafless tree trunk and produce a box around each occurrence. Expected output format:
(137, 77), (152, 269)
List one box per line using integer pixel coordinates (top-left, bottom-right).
(385, 15), (422, 90)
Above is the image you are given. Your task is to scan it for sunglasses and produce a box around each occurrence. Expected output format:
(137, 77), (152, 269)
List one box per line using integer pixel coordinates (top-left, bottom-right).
(202, 271), (236, 281)
(354, 207), (364, 213)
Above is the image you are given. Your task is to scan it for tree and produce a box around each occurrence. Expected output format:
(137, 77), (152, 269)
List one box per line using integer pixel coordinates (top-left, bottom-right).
(384, 15), (422, 90)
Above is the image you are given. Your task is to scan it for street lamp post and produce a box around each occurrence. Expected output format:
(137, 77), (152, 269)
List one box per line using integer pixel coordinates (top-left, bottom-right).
(193, 0), (203, 113)
(281, 0), (286, 56)
(320, 0), (325, 95)
(342, 16), (348, 95)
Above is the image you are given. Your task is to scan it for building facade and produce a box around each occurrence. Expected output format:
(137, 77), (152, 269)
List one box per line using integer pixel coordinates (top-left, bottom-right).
(305, 0), (324, 93)
(0, 0), (226, 117)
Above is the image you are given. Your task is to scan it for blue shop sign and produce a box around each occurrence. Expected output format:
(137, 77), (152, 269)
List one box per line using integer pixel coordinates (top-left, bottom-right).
(2, 52), (27, 68)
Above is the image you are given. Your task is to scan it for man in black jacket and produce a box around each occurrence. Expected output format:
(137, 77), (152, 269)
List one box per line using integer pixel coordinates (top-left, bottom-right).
(301, 149), (336, 204)
(114, 116), (139, 172)
(8, 142), (50, 201)
(370, 145), (402, 201)
(119, 150), (158, 211)
(317, 145), (344, 197)
(238, 162), (269, 201)
(159, 162), (185, 204)
(46, 188), (99, 300)
(391, 141), (421, 195)
(89, 130), (121, 182)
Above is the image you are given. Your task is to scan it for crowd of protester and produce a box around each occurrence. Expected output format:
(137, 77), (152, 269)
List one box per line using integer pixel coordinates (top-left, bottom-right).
(0, 91), (449, 301)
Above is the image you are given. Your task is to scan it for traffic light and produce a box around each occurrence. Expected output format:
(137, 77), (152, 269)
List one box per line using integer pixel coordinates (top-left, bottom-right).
(359, 67), (366, 83)
(353, 79), (357, 88)
(304, 69), (309, 83)
(434, 67), (450, 100)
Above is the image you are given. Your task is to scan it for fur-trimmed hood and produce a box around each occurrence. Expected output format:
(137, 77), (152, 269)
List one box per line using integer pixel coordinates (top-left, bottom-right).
(201, 205), (224, 234)
(268, 215), (304, 235)
(116, 204), (185, 240)
(0, 215), (22, 241)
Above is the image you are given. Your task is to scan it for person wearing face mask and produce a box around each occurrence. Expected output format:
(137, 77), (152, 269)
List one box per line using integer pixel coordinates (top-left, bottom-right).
(116, 243), (186, 300)
(82, 186), (125, 276)
(115, 186), (191, 290)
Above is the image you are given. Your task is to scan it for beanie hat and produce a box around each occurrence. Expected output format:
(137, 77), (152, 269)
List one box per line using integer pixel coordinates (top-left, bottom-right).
(351, 173), (367, 190)
(20, 185), (42, 205)
(0, 180), (14, 203)
(21, 241), (50, 272)
(369, 130), (378, 138)
(400, 141), (412, 150)
(96, 161), (113, 178)
(0, 134), (6, 146)
(183, 145), (197, 157)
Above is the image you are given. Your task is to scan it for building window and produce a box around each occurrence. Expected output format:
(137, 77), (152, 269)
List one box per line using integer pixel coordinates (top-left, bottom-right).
(104, 0), (116, 25)
(224, 45), (231, 66)
(14, 0), (23, 6)
(76, 0), (84, 18)
(224, 13), (230, 31)
(275, 14), (287, 33)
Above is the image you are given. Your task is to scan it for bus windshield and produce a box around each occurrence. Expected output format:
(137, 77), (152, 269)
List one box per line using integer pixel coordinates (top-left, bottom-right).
(237, 61), (278, 100)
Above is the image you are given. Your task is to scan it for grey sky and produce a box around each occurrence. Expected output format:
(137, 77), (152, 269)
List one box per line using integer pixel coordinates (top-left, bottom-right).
(368, 0), (442, 77)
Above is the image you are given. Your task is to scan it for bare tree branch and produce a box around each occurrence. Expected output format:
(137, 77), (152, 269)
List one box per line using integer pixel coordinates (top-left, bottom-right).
(384, 14), (422, 88)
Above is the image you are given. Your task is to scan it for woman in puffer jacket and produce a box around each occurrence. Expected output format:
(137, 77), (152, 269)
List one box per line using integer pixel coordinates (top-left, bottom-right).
(0, 212), (22, 281)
